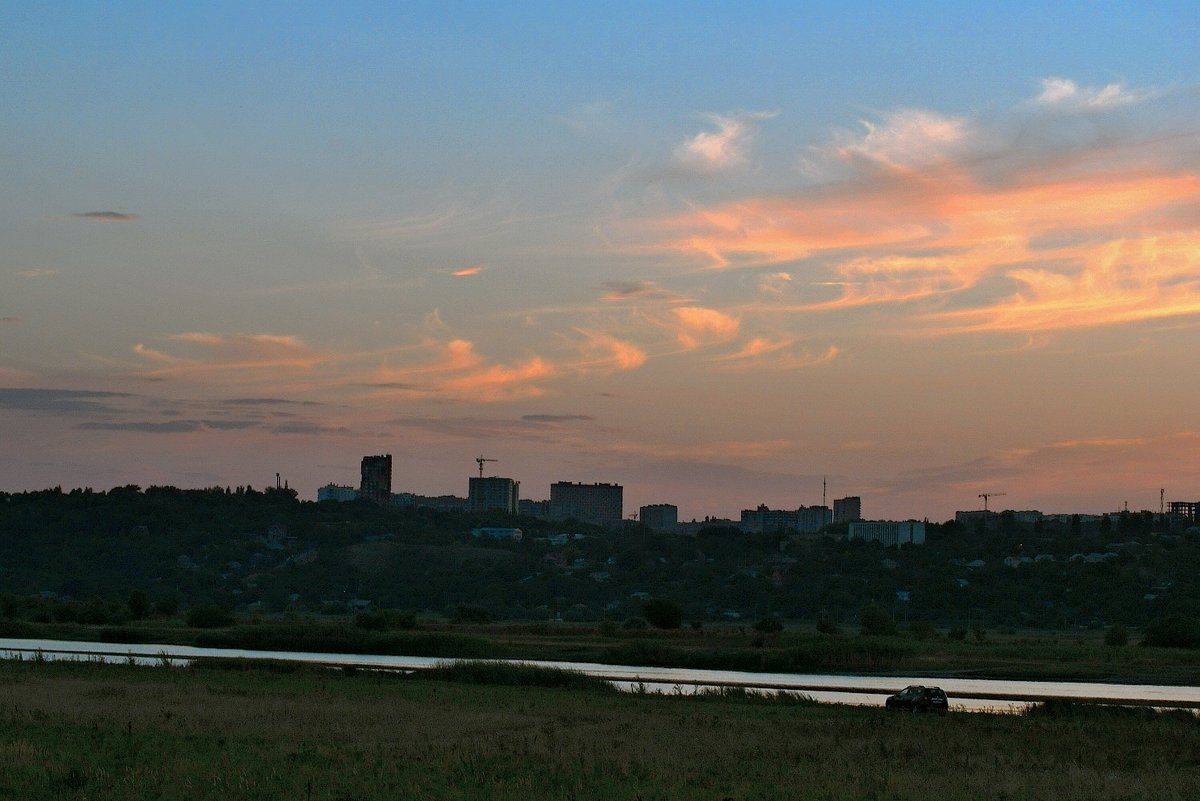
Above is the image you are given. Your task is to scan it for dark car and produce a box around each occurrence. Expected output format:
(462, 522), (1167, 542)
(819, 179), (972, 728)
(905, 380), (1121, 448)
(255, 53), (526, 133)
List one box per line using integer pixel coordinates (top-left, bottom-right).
(885, 685), (949, 714)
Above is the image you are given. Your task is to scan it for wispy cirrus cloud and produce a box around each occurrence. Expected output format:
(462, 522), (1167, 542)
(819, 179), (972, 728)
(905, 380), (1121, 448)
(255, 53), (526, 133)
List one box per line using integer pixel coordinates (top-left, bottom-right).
(716, 340), (839, 371)
(522, 413), (595, 423)
(219, 397), (321, 407)
(0, 388), (135, 414)
(629, 78), (1200, 337)
(133, 332), (329, 376)
(389, 415), (579, 442)
(571, 330), (647, 371)
(77, 419), (259, 433)
(598, 280), (688, 302)
(832, 109), (970, 170)
(15, 268), (59, 279)
(1034, 77), (1149, 109)
(675, 111), (777, 172)
(666, 306), (740, 350)
(71, 211), (138, 222)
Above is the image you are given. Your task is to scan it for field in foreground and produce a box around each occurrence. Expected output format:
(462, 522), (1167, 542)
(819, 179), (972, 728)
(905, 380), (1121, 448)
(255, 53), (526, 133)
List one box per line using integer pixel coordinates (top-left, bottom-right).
(2, 660), (1200, 800)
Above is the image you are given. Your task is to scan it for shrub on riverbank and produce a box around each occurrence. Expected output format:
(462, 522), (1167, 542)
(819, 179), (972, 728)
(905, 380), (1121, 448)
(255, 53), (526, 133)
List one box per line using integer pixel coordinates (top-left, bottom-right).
(414, 660), (616, 691)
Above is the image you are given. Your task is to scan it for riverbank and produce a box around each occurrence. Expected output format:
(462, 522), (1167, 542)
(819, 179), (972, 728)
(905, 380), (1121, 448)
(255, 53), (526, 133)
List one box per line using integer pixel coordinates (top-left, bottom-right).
(2, 658), (1197, 800)
(3, 617), (1198, 685)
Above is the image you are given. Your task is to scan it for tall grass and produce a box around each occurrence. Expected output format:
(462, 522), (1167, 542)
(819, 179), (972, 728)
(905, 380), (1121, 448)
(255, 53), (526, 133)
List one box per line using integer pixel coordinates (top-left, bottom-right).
(1, 658), (1198, 800)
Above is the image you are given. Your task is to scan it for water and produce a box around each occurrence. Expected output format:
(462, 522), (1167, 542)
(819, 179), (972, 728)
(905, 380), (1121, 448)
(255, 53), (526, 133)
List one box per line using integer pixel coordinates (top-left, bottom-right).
(3, 637), (1198, 713)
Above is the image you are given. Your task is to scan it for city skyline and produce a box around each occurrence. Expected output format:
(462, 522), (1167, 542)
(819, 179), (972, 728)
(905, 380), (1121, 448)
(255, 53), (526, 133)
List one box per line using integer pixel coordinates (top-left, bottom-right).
(2, 4), (1199, 522)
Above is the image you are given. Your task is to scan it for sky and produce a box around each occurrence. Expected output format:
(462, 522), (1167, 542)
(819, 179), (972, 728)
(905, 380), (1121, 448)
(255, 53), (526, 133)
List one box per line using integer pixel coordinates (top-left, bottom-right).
(2, 2), (1199, 522)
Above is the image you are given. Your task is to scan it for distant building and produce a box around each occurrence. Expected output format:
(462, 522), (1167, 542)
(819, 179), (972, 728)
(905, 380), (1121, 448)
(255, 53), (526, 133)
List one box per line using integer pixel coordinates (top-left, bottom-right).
(640, 504), (678, 531)
(848, 520), (926, 547)
(317, 483), (358, 502)
(391, 492), (467, 512)
(833, 496), (861, 523)
(955, 510), (997, 529)
(1170, 501), (1199, 525)
(359, 454), (392, 504)
(956, 509), (1044, 529)
(740, 504), (831, 534)
(550, 482), (623, 525)
(471, 527), (523, 541)
(468, 476), (519, 514)
(518, 499), (550, 517)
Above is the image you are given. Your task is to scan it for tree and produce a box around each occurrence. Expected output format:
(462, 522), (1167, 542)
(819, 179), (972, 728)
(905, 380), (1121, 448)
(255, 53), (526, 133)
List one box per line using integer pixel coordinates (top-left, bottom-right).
(126, 589), (151, 619)
(859, 603), (897, 636)
(1105, 624), (1128, 647)
(186, 603), (234, 628)
(642, 598), (682, 629)
(1141, 616), (1200, 649)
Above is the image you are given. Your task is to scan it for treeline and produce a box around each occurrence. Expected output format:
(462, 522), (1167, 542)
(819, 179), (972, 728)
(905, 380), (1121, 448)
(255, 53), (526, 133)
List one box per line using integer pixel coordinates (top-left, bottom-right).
(3, 485), (1200, 632)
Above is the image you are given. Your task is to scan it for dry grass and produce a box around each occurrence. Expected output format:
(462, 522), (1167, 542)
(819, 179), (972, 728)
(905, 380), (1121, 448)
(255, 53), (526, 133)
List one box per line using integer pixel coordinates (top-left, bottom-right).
(1, 659), (1199, 800)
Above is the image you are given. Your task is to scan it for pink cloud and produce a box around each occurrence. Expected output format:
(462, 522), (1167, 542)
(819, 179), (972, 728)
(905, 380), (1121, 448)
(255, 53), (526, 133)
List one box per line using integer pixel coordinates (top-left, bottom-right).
(669, 306), (740, 349)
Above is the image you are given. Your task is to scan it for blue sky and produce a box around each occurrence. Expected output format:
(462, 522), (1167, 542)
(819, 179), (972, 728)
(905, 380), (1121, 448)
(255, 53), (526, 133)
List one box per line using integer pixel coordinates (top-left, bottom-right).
(2, 3), (1199, 520)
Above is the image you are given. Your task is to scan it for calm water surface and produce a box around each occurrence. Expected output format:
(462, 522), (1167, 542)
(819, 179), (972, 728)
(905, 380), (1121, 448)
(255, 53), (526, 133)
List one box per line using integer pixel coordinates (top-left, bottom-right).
(4, 637), (1198, 713)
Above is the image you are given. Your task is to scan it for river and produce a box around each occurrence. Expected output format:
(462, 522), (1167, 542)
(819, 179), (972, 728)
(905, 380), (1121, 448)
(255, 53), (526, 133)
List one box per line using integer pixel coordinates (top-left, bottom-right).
(3, 637), (1198, 713)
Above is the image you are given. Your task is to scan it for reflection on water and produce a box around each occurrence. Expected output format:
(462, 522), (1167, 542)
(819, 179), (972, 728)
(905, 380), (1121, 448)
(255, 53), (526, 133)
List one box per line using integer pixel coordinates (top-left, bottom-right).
(3, 637), (1198, 713)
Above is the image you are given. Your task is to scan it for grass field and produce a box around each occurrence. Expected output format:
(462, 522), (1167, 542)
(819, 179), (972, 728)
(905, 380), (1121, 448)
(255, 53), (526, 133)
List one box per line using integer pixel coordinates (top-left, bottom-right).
(2, 658), (1198, 800)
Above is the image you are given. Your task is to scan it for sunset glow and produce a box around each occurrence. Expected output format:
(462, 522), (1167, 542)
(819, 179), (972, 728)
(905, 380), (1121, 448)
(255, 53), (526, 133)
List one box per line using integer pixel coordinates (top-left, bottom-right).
(2, 4), (1198, 520)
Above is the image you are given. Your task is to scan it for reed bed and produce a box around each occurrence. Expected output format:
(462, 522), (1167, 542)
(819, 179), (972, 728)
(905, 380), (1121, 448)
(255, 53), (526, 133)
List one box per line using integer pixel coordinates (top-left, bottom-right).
(1, 658), (1198, 800)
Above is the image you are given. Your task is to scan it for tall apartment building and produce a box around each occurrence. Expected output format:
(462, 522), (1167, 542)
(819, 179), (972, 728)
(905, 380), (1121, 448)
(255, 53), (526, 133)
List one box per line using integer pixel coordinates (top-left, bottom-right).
(468, 476), (520, 514)
(549, 482), (623, 525)
(848, 520), (925, 547)
(740, 504), (832, 534)
(359, 454), (392, 504)
(833, 496), (862, 523)
(640, 503), (678, 531)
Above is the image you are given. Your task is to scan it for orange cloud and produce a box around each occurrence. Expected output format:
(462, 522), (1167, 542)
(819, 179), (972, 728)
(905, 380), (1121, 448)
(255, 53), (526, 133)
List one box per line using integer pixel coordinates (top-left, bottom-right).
(134, 333), (328, 375)
(441, 357), (555, 402)
(451, 264), (486, 277)
(669, 306), (740, 349)
(637, 136), (1200, 335)
(717, 340), (839, 371)
(573, 330), (647, 371)
(928, 232), (1200, 333)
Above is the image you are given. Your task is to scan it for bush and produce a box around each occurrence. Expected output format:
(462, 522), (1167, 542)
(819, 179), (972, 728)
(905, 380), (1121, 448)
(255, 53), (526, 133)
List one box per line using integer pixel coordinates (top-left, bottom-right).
(1141, 616), (1200, 649)
(909, 619), (936, 640)
(642, 599), (683, 629)
(1105, 624), (1129, 647)
(859, 604), (897, 636)
(154, 597), (178, 617)
(622, 617), (648, 630)
(816, 618), (841, 635)
(417, 661), (616, 692)
(449, 604), (492, 624)
(186, 603), (234, 628)
(754, 616), (784, 634)
(947, 627), (967, 641)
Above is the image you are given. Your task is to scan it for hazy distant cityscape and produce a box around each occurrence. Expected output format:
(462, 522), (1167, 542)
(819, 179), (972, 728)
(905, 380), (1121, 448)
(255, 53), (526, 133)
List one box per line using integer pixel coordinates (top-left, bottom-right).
(318, 453), (1200, 546)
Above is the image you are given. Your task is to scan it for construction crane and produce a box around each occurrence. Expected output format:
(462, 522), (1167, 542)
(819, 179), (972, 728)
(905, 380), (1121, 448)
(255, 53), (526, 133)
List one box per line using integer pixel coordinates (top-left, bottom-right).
(475, 455), (497, 478)
(978, 492), (1006, 511)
